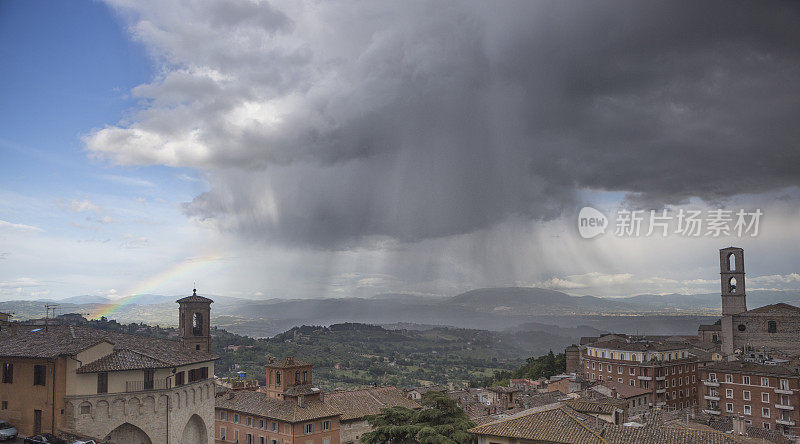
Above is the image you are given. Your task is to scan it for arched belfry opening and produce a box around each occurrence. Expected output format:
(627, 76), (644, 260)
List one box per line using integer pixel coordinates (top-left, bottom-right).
(177, 289), (213, 353)
(728, 252), (736, 271)
(729, 277), (737, 293)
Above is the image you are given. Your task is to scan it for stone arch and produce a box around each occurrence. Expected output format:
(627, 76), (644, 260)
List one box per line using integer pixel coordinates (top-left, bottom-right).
(105, 422), (153, 444)
(143, 395), (156, 413)
(174, 392), (181, 409)
(128, 397), (141, 416)
(181, 413), (208, 444)
(191, 387), (196, 404)
(96, 400), (110, 418)
(112, 398), (126, 416)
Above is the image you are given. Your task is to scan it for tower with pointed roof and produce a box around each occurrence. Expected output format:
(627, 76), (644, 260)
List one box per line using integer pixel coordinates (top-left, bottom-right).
(177, 288), (213, 353)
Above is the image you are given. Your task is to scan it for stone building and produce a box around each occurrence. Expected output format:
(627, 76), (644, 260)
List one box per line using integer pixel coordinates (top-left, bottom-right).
(0, 290), (217, 443)
(704, 247), (800, 358)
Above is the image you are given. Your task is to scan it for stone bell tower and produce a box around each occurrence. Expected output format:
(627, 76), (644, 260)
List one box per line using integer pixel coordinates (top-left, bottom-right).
(720, 247), (746, 356)
(177, 289), (213, 353)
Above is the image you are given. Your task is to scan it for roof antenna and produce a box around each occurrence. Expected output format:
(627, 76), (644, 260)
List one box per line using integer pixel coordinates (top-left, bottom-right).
(193, 281), (197, 296)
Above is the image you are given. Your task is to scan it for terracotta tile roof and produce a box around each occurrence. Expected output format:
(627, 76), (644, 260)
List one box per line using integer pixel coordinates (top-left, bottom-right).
(283, 384), (321, 396)
(564, 398), (626, 415)
(596, 380), (651, 399)
(587, 339), (690, 352)
(216, 390), (341, 422)
(325, 387), (419, 421)
(469, 405), (607, 443)
(266, 357), (311, 368)
(488, 386), (520, 393)
(703, 360), (799, 377)
(469, 405), (741, 443)
(176, 295), (214, 303)
(0, 324), (215, 370)
(76, 349), (169, 373)
(745, 303), (800, 314)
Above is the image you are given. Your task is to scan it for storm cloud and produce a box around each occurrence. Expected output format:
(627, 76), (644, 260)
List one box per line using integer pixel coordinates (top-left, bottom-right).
(87, 0), (800, 248)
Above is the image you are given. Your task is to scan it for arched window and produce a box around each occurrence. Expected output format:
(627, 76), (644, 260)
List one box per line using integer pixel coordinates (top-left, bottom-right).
(303, 370), (308, 382)
(728, 277), (737, 293)
(728, 253), (736, 271)
(275, 371), (281, 384)
(295, 371), (300, 384)
(193, 312), (203, 336)
(768, 320), (777, 333)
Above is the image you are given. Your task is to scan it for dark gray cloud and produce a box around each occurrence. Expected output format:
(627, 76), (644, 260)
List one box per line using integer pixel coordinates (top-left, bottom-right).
(90, 0), (800, 247)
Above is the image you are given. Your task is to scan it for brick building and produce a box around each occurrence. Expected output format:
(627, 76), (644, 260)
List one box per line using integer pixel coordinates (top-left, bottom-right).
(215, 359), (417, 444)
(581, 338), (700, 410)
(0, 290), (217, 442)
(700, 360), (800, 435)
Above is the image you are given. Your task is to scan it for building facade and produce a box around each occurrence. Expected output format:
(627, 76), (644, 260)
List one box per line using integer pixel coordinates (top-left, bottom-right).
(0, 291), (217, 443)
(582, 340), (699, 410)
(700, 360), (800, 435)
(215, 359), (417, 444)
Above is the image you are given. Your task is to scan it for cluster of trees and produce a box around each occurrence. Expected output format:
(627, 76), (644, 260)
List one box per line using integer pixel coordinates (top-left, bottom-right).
(471, 349), (566, 387)
(363, 392), (475, 444)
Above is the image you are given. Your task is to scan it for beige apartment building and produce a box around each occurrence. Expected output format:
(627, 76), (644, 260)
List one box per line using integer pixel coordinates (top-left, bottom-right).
(0, 291), (217, 443)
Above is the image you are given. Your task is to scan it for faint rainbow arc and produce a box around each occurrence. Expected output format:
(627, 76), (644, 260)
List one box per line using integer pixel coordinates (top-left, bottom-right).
(90, 254), (224, 319)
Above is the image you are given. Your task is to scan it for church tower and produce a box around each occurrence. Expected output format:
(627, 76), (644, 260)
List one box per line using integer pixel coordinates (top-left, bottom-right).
(177, 289), (213, 353)
(720, 247), (746, 356)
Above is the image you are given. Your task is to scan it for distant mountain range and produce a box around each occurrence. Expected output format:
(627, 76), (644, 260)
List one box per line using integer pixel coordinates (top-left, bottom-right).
(3, 287), (795, 338)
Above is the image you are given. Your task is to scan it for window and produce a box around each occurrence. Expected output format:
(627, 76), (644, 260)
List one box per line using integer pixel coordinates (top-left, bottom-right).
(762, 407), (770, 417)
(144, 369), (154, 390)
(630, 379), (635, 386)
(692, 375), (696, 383)
(175, 371), (185, 386)
(629, 367), (635, 375)
(259, 420), (264, 429)
(744, 405), (751, 415)
(322, 420), (332, 431)
(762, 392), (769, 403)
(193, 312), (204, 336)
(743, 390), (751, 401)
(781, 379), (790, 390)
(303, 370), (308, 382)
(220, 427), (226, 440)
(618, 366), (622, 374)
(33, 365), (46, 386)
(761, 377), (769, 387)
(305, 423), (315, 434)
(726, 389), (733, 399)
(598, 363), (602, 371)
(97, 372), (108, 394)
(271, 422), (277, 431)
(1, 363), (11, 384)
(725, 374), (732, 383)
(726, 403), (734, 412)
(599, 375), (603, 381)
(234, 431), (238, 442)
(743, 376), (750, 385)
(276, 371), (281, 384)
(764, 422), (770, 430)
(246, 433), (253, 444)
(1, 401), (6, 410)
(247, 417), (253, 426)
(220, 411), (228, 421)
(260, 437), (266, 444)
(234, 413), (240, 424)
(618, 378), (623, 383)
(709, 373), (717, 382)
(768, 320), (777, 333)
(295, 371), (300, 383)
(607, 365), (612, 373)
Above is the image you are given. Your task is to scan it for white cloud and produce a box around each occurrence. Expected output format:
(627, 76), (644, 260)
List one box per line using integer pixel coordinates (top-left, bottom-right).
(57, 199), (101, 214)
(0, 220), (43, 232)
(98, 174), (155, 187)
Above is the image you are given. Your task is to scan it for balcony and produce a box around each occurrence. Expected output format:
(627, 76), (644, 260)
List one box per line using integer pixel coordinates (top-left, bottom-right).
(656, 388), (666, 394)
(704, 395), (720, 401)
(702, 409), (721, 415)
(638, 376), (652, 381)
(776, 418), (796, 426)
(655, 376), (665, 381)
(775, 387), (793, 395)
(703, 380), (720, 387)
(656, 401), (666, 407)
(776, 403), (794, 411)
(125, 379), (171, 393)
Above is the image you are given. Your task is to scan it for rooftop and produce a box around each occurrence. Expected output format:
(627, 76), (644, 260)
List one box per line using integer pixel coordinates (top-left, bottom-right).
(704, 360), (799, 378)
(0, 324), (215, 370)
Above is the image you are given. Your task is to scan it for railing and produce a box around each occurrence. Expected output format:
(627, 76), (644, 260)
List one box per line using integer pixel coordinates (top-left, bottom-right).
(125, 379), (171, 393)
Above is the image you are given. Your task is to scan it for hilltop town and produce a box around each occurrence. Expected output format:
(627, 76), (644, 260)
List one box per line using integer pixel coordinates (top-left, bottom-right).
(1, 247), (799, 443)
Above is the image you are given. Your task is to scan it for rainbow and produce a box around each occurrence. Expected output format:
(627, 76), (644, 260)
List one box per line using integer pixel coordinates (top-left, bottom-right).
(90, 254), (224, 319)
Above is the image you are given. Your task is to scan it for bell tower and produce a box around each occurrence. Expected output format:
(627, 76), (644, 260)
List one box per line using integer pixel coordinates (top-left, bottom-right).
(177, 289), (213, 353)
(720, 247), (746, 356)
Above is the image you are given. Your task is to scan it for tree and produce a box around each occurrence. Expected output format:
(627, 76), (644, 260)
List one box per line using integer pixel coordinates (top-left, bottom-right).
(362, 392), (475, 444)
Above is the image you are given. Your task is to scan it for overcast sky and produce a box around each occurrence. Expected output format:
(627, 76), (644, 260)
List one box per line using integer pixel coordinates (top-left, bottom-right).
(1, 0), (799, 301)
